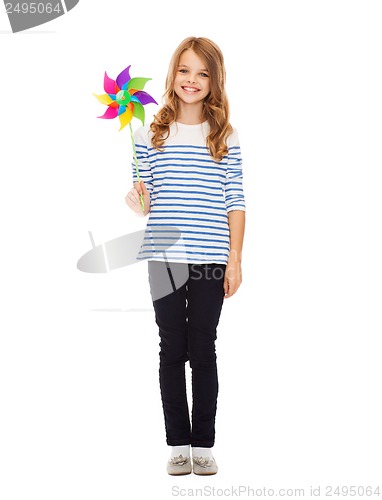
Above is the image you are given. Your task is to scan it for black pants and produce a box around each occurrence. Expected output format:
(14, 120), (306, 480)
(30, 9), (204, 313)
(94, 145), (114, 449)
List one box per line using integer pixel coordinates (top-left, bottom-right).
(148, 261), (226, 448)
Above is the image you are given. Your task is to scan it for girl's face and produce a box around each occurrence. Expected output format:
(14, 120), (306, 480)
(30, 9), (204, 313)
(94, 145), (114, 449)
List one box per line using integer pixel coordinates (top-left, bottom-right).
(174, 49), (210, 106)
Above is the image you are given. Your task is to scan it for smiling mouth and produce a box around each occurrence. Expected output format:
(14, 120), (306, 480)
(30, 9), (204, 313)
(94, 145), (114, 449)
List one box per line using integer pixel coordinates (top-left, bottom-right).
(182, 86), (200, 93)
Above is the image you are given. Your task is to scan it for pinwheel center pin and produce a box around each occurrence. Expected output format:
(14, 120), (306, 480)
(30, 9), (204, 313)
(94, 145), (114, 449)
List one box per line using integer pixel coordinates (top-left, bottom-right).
(116, 89), (131, 105)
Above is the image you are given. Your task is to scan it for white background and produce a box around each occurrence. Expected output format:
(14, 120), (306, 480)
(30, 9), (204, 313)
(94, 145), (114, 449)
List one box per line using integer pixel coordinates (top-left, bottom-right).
(0, 0), (381, 498)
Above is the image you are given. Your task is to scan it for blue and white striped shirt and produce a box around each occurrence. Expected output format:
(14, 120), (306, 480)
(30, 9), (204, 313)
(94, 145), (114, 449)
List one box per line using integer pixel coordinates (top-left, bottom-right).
(132, 121), (246, 264)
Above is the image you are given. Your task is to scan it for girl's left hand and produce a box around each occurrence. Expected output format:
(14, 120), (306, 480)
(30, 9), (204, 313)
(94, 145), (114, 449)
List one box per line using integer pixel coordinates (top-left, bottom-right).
(223, 258), (242, 298)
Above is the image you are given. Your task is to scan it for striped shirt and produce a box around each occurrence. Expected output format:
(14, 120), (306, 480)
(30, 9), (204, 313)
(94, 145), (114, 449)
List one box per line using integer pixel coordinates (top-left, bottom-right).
(131, 121), (246, 264)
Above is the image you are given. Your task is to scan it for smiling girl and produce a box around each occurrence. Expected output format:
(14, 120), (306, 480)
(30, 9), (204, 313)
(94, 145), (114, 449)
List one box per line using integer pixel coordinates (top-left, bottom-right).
(125, 37), (246, 475)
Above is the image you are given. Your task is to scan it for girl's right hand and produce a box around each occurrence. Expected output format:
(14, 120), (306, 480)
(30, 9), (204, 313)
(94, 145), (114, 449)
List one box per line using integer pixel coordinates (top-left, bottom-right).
(125, 180), (151, 216)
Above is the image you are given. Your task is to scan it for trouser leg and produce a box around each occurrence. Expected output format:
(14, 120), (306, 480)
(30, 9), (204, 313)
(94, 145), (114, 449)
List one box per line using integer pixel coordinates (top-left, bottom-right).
(149, 261), (191, 445)
(186, 263), (226, 448)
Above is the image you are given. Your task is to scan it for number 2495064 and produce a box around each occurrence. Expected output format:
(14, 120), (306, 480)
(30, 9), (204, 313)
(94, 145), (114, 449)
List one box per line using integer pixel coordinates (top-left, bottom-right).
(5, 3), (62, 14)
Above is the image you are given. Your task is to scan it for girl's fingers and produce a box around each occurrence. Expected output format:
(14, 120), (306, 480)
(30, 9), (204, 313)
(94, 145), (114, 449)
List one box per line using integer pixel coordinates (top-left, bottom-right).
(125, 189), (139, 206)
(126, 183), (150, 216)
(132, 187), (139, 199)
(223, 275), (242, 298)
(131, 189), (140, 202)
(134, 181), (142, 195)
(140, 180), (148, 194)
(223, 277), (229, 297)
(134, 180), (149, 196)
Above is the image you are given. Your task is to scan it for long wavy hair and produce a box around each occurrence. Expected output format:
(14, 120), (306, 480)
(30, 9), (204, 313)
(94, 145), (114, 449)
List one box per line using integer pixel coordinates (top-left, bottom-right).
(150, 37), (233, 162)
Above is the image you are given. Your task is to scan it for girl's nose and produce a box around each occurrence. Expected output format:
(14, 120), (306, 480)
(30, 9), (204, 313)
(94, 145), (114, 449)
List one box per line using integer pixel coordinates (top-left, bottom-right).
(187, 75), (196, 84)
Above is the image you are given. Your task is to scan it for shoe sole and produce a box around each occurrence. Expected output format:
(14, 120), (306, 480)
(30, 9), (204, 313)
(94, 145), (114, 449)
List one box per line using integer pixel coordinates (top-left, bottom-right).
(193, 471), (218, 475)
(168, 471), (192, 476)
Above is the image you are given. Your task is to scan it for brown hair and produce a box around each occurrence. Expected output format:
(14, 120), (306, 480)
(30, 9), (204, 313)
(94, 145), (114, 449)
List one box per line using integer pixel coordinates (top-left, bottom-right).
(150, 37), (233, 162)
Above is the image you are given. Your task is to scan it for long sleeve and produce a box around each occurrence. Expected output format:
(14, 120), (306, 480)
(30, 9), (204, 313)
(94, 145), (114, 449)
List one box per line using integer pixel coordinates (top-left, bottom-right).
(224, 128), (246, 213)
(131, 126), (154, 196)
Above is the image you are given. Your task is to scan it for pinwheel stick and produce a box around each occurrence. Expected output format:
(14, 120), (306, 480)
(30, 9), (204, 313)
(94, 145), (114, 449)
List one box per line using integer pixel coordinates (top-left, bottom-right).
(129, 122), (145, 212)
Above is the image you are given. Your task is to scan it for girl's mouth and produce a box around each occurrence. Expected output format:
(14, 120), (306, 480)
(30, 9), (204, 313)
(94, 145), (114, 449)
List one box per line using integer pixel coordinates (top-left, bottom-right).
(182, 86), (200, 93)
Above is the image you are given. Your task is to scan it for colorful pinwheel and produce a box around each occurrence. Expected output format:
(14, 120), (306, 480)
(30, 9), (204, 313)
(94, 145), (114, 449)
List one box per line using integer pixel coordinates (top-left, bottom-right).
(94, 65), (157, 211)
(93, 65), (157, 131)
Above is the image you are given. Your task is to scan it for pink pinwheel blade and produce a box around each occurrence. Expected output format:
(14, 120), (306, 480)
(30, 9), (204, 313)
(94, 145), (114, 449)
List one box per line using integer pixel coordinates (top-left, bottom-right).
(132, 90), (158, 105)
(98, 106), (119, 119)
(104, 72), (118, 94)
(116, 65), (131, 90)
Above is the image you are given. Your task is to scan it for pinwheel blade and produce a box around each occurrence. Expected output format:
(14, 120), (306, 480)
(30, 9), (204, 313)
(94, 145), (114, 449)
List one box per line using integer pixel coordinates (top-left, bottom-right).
(98, 106), (119, 119)
(93, 93), (114, 106)
(128, 77), (151, 92)
(104, 72), (118, 94)
(118, 107), (133, 131)
(132, 90), (158, 105)
(116, 65), (131, 90)
(132, 101), (145, 126)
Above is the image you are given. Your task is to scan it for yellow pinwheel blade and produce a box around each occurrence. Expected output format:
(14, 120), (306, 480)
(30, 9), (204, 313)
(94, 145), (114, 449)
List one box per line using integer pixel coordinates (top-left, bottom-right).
(118, 107), (133, 131)
(93, 93), (114, 105)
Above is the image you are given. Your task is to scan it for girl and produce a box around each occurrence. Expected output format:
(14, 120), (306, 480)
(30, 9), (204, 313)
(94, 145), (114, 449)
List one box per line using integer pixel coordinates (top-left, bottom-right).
(125, 36), (246, 475)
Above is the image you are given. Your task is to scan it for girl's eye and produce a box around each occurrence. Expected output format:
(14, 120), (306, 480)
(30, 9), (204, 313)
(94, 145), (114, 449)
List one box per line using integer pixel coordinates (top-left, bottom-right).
(179, 69), (187, 74)
(200, 72), (209, 78)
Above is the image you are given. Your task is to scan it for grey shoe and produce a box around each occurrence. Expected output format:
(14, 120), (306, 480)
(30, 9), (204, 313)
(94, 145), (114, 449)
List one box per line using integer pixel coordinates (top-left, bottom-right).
(167, 454), (192, 475)
(192, 456), (218, 475)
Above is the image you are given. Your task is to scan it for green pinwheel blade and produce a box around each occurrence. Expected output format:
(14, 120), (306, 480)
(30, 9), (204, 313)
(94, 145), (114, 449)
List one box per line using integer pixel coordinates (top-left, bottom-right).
(128, 77), (152, 92)
(133, 101), (145, 126)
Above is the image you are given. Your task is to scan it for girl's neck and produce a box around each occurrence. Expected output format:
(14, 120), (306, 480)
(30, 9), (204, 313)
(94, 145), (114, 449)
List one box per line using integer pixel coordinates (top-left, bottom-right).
(176, 102), (205, 125)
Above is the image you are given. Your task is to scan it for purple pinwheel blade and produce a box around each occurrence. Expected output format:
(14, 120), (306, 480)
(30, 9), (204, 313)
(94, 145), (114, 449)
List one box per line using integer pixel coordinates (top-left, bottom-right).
(116, 65), (131, 90)
(132, 91), (158, 105)
(104, 72), (118, 94)
(98, 106), (119, 119)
